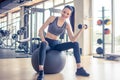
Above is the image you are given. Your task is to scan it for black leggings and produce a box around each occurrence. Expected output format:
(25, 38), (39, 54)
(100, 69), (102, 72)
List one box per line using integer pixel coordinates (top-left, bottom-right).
(39, 38), (81, 65)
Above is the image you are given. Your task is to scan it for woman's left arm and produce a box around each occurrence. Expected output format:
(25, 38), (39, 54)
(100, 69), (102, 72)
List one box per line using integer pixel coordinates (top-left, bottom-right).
(66, 23), (85, 42)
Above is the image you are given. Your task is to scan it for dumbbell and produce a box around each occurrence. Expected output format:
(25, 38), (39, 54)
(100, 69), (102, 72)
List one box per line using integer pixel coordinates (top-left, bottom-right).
(12, 34), (18, 40)
(0, 30), (10, 37)
(78, 24), (88, 29)
(17, 27), (26, 35)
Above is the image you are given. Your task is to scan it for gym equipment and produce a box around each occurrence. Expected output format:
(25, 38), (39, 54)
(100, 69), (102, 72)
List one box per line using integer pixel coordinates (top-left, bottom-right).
(17, 30), (23, 35)
(0, 29), (10, 37)
(12, 34), (18, 40)
(106, 56), (117, 60)
(17, 27), (26, 35)
(104, 19), (111, 25)
(0, 29), (5, 37)
(31, 38), (40, 53)
(97, 38), (103, 44)
(15, 38), (40, 54)
(17, 30), (24, 35)
(104, 28), (110, 34)
(78, 24), (82, 29)
(97, 19), (103, 26)
(20, 27), (26, 31)
(18, 42), (29, 53)
(0, 31), (16, 49)
(3, 30), (10, 37)
(31, 48), (66, 74)
(78, 24), (88, 29)
(96, 47), (104, 54)
(105, 54), (120, 61)
(94, 7), (120, 61)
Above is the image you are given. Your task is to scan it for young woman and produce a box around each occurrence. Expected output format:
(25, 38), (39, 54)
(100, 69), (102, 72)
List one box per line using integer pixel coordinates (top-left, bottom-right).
(37, 5), (90, 80)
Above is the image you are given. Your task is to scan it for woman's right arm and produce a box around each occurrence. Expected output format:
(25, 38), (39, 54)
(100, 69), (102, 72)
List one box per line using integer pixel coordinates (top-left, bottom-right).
(38, 16), (55, 42)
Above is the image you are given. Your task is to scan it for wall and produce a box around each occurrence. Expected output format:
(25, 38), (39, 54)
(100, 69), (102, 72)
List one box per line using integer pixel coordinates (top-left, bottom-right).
(74, 0), (92, 55)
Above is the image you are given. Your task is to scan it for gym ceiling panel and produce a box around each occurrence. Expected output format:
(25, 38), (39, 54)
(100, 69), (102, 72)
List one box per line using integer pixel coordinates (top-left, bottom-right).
(0, 0), (47, 17)
(0, 0), (33, 14)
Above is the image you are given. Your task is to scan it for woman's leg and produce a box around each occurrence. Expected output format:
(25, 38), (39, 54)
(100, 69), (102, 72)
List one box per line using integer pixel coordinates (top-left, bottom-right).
(53, 42), (81, 64)
(38, 42), (47, 80)
(39, 42), (48, 70)
(53, 41), (90, 76)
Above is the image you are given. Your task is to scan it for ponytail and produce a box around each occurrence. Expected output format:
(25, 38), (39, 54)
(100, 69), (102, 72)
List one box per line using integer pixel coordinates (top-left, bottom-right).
(64, 5), (75, 32)
(60, 6), (75, 39)
(69, 6), (75, 32)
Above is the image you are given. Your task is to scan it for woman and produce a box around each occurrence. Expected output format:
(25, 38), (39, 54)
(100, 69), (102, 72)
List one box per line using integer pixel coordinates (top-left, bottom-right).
(37, 5), (90, 80)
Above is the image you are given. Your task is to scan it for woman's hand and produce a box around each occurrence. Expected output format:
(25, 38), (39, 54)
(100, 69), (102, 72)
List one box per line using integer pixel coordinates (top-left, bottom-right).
(42, 40), (48, 45)
(82, 24), (88, 29)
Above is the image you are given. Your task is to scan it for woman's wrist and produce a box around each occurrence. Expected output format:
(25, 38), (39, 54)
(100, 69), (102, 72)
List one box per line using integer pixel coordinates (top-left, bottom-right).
(41, 38), (45, 42)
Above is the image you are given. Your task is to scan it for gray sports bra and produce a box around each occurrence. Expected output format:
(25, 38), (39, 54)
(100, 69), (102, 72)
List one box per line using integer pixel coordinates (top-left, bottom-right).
(48, 17), (66, 36)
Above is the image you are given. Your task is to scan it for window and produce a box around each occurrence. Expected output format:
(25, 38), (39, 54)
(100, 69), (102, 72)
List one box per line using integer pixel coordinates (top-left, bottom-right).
(114, 0), (120, 53)
(65, 0), (73, 3)
(54, 0), (64, 5)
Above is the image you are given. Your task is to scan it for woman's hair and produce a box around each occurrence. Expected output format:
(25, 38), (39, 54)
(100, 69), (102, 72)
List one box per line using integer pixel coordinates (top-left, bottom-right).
(60, 5), (75, 39)
(64, 5), (73, 13)
(64, 5), (75, 32)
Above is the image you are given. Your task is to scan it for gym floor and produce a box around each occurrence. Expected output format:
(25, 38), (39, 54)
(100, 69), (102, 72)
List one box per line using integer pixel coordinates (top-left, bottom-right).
(0, 55), (120, 80)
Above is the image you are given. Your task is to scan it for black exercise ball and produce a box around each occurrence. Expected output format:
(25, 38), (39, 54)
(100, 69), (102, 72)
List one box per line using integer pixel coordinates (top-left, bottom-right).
(31, 48), (66, 74)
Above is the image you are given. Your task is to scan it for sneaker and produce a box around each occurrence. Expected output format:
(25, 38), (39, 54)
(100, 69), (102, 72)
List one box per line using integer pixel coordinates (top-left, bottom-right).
(37, 71), (44, 80)
(76, 67), (90, 77)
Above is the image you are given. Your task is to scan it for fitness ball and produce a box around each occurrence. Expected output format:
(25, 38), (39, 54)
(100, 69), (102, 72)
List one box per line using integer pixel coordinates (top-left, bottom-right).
(104, 28), (110, 35)
(96, 47), (104, 54)
(31, 48), (66, 74)
(97, 38), (103, 44)
(97, 19), (103, 26)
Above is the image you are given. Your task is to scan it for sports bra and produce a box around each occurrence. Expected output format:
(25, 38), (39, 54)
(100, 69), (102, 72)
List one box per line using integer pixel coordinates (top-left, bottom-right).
(48, 17), (66, 36)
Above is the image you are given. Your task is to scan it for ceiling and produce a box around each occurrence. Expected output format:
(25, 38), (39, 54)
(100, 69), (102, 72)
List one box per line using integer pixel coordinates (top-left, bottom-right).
(0, 0), (31, 14)
(0, 0), (46, 18)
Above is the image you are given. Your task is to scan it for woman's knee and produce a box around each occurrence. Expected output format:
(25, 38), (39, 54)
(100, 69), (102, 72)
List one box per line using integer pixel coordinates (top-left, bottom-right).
(41, 42), (47, 48)
(73, 42), (79, 47)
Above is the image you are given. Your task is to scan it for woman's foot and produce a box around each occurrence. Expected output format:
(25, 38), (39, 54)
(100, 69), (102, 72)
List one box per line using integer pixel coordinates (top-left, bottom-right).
(76, 67), (90, 77)
(37, 71), (44, 80)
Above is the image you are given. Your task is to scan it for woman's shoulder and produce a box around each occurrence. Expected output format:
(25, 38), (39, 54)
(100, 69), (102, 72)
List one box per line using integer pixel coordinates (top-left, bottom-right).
(48, 16), (58, 23)
(65, 22), (71, 29)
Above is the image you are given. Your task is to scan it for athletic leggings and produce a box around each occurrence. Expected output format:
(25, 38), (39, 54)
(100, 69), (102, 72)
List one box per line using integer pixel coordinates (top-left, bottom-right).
(39, 38), (81, 65)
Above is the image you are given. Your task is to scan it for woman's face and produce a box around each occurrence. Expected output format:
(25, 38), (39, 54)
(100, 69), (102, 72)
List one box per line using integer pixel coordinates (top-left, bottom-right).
(61, 8), (72, 19)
